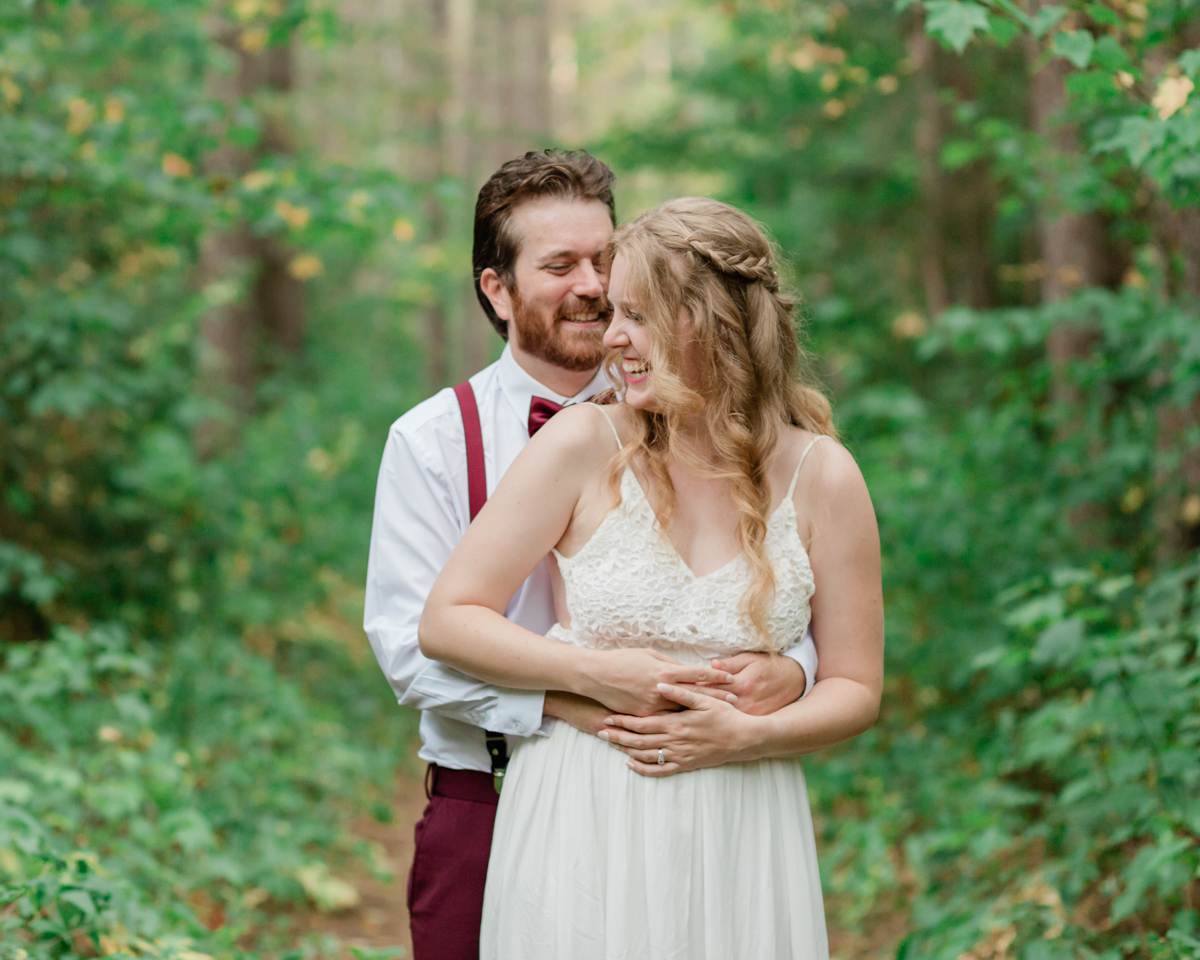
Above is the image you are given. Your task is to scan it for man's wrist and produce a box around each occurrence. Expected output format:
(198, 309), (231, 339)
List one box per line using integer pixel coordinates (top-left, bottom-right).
(543, 689), (570, 720)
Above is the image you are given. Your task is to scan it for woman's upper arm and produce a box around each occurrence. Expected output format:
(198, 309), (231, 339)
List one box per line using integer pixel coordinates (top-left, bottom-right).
(800, 442), (884, 695)
(423, 405), (612, 620)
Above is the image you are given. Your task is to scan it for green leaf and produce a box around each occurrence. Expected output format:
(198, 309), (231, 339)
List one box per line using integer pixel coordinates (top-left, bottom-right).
(1180, 49), (1200, 79)
(1086, 3), (1122, 26)
(987, 0), (1033, 28)
(1006, 593), (1066, 629)
(1053, 30), (1095, 68)
(1096, 115), (1167, 166)
(925, 0), (992, 52)
(1030, 4), (1066, 37)
(1033, 618), (1085, 666)
(942, 139), (983, 170)
(1091, 35), (1132, 72)
(59, 889), (97, 918)
(987, 12), (1021, 46)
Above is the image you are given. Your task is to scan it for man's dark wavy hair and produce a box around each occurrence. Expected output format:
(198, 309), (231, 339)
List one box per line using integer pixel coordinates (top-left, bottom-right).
(473, 149), (617, 340)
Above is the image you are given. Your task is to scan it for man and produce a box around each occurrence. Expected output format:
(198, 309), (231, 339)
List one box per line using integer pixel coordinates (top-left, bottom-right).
(364, 150), (818, 960)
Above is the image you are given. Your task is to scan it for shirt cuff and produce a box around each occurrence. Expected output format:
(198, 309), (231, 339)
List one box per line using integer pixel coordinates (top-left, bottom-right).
(782, 636), (818, 700)
(486, 687), (548, 737)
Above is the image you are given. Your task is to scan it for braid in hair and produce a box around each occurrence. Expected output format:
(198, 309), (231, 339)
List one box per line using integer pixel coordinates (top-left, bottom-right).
(686, 237), (780, 291)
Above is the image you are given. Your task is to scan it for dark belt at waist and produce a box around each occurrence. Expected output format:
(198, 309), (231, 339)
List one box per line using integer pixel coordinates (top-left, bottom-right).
(425, 763), (500, 805)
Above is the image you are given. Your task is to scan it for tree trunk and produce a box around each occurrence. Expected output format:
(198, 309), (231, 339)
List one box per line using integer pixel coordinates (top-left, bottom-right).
(421, 0), (454, 391)
(908, 17), (949, 318)
(455, 0), (551, 379)
(1150, 202), (1200, 562)
(1026, 9), (1113, 408)
(197, 17), (305, 437)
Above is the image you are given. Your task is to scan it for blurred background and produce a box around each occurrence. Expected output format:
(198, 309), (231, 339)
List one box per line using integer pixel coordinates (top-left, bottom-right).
(2, 0), (1199, 958)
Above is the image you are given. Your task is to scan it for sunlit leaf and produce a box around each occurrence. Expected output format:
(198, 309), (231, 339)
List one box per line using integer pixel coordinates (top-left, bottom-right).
(925, 0), (991, 52)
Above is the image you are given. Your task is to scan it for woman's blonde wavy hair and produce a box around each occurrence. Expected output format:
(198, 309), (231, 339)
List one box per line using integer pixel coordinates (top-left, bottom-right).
(605, 197), (835, 649)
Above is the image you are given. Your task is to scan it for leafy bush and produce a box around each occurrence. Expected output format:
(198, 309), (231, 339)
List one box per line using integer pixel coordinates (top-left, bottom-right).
(1, 1), (424, 955)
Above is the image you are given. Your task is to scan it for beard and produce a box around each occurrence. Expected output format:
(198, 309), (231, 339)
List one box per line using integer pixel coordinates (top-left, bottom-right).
(509, 287), (609, 373)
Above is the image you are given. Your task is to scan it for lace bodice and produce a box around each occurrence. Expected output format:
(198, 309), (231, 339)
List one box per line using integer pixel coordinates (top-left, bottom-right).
(550, 414), (822, 662)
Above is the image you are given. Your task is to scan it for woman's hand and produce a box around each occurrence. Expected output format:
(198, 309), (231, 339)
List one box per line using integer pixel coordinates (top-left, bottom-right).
(579, 650), (732, 718)
(598, 682), (763, 776)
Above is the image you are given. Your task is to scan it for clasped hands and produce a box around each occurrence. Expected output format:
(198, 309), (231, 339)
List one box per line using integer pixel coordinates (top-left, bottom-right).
(544, 647), (806, 778)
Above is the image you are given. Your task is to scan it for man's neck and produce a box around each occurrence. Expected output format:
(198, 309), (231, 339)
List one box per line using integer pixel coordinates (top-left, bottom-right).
(509, 344), (601, 399)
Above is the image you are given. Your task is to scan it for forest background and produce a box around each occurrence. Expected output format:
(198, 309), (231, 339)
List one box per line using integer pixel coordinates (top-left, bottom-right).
(2, 0), (1199, 958)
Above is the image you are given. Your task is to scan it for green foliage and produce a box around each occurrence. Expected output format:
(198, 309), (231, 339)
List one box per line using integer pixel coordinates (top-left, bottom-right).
(604, 0), (1200, 954)
(1, 0), (426, 955)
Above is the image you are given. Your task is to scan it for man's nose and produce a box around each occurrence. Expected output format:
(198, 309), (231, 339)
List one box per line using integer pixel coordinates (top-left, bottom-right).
(574, 260), (604, 299)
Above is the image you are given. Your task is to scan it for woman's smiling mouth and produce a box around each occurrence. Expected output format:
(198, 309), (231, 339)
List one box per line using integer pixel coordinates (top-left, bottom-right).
(622, 357), (651, 383)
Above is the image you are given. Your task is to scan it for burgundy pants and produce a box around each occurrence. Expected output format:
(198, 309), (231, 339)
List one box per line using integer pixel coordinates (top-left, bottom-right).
(408, 765), (499, 960)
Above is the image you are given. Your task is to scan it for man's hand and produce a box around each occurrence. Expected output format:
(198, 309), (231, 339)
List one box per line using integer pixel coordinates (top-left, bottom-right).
(600, 683), (761, 776)
(543, 691), (613, 735)
(690, 652), (806, 716)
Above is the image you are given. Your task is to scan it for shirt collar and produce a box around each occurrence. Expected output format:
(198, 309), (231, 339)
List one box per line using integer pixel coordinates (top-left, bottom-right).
(496, 344), (613, 431)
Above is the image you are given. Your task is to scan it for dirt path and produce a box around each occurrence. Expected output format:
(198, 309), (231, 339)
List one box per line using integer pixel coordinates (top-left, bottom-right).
(300, 770), (427, 958)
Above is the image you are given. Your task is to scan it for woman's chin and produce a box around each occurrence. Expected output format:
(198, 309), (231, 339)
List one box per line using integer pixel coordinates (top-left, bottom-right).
(622, 385), (658, 412)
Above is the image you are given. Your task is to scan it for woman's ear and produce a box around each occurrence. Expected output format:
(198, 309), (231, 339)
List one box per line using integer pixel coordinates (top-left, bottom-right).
(479, 268), (514, 322)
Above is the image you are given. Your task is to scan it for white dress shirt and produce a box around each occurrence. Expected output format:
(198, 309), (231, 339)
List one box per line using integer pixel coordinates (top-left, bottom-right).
(364, 344), (818, 773)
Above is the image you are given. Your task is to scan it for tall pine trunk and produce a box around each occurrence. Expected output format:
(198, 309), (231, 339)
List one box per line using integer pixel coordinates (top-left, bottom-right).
(197, 16), (305, 447)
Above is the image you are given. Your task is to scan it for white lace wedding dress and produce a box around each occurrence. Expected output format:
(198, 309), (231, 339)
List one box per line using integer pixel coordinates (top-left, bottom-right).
(481, 414), (829, 960)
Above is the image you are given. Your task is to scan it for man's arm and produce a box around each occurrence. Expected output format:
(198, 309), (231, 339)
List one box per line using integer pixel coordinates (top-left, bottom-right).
(363, 418), (546, 738)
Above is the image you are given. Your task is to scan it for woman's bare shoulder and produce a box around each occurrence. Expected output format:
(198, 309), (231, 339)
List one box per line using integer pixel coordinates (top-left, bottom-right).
(524, 401), (626, 464)
(781, 427), (867, 498)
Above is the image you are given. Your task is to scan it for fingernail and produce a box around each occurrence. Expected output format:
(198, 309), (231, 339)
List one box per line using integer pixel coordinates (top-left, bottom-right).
(657, 682), (671, 693)
(726, 693), (739, 703)
(626, 760), (635, 769)
(598, 731), (610, 740)
(603, 718), (615, 725)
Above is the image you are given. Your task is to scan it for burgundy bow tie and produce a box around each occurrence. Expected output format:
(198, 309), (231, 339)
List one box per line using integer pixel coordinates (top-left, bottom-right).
(528, 396), (566, 436)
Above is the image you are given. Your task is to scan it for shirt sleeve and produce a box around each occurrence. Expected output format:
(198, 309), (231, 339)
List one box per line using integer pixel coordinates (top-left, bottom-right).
(782, 629), (818, 699)
(363, 420), (547, 738)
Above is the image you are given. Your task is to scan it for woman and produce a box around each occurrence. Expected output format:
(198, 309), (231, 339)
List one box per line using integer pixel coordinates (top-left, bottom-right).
(419, 198), (883, 959)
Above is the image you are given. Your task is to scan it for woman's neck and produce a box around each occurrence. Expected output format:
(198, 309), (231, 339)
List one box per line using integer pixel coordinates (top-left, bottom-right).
(667, 414), (722, 473)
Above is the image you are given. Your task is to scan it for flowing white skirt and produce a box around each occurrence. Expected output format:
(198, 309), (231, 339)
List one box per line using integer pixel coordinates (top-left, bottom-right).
(480, 720), (829, 960)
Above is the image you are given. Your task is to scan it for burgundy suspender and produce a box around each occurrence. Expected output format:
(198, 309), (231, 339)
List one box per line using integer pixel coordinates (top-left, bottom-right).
(452, 381), (509, 791)
(453, 381), (488, 522)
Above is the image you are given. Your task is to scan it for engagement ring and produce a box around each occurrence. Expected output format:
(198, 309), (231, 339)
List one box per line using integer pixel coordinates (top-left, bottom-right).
(657, 749), (665, 765)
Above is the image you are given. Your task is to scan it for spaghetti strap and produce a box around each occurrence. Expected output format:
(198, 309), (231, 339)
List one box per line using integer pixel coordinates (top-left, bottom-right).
(587, 402), (624, 451)
(786, 435), (828, 499)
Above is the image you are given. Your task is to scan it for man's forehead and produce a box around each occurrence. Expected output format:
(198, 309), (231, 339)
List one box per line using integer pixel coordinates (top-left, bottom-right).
(510, 197), (613, 258)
